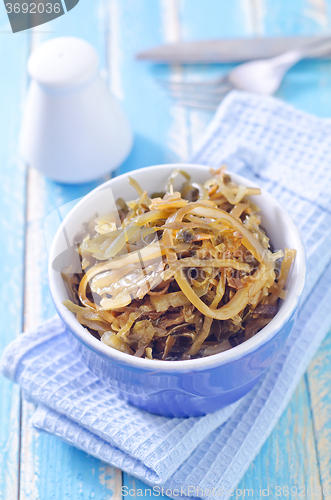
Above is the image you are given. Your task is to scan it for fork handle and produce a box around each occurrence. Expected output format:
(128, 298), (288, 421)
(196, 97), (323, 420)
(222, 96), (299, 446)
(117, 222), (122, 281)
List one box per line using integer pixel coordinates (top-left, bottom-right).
(272, 36), (331, 69)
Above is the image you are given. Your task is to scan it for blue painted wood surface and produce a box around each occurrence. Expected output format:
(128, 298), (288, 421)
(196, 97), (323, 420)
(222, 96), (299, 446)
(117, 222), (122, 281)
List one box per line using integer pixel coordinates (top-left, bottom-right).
(0, 0), (330, 499)
(0, 5), (29, 498)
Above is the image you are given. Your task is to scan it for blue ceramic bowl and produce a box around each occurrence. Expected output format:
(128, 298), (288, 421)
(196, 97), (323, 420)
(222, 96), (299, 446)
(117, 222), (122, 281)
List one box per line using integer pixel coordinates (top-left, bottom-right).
(49, 164), (306, 417)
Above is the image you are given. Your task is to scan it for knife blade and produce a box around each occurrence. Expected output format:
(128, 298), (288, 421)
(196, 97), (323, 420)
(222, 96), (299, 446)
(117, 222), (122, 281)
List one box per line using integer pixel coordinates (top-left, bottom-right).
(136, 36), (331, 63)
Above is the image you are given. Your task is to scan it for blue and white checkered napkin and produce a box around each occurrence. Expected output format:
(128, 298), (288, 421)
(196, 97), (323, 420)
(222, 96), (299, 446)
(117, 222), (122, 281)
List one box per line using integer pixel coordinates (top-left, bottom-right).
(2, 91), (331, 500)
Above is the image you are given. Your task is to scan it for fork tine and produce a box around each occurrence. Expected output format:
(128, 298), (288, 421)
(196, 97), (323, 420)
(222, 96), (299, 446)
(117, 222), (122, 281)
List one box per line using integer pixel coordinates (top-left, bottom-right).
(157, 73), (231, 110)
(170, 95), (226, 105)
(157, 75), (228, 90)
(174, 100), (220, 111)
(167, 85), (233, 100)
(171, 93), (226, 106)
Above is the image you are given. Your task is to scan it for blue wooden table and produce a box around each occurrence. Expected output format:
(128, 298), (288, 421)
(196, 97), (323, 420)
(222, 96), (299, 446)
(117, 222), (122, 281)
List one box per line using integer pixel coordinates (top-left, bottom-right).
(1, 1), (331, 499)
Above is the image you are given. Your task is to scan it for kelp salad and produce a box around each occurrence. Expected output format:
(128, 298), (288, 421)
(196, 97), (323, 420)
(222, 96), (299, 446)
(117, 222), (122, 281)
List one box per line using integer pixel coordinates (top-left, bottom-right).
(62, 167), (296, 361)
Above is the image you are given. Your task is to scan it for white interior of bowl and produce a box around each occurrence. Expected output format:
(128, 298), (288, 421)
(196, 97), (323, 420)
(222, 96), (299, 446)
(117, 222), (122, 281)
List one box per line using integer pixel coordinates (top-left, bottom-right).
(49, 164), (306, 371)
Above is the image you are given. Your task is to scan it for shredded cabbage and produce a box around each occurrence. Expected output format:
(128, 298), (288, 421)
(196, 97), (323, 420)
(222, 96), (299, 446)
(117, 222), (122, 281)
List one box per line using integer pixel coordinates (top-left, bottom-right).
(63, 167), (295, 360)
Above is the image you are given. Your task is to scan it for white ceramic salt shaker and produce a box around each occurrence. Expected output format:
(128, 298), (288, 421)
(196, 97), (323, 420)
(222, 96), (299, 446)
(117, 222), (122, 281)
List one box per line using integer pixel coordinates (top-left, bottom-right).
(19, 37), (133, 183)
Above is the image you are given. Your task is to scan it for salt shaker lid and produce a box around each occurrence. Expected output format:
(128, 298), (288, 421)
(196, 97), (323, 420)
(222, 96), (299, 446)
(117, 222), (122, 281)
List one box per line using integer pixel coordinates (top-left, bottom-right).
(28, 36), (99, 89)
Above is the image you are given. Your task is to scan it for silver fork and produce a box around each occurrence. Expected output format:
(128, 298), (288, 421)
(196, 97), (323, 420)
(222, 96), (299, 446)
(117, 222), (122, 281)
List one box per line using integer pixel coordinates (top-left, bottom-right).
(159, 37), (331, 110)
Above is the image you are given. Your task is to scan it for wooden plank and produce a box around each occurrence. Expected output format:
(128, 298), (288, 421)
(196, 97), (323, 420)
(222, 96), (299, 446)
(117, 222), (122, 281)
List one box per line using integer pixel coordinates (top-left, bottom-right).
(238, 378), (323, 499)
(113, 0), (189, 494)
(0, 5), (30, 498)
(119, 0), (319, 497)
(178, 0), (250, 39)
(263, 0), (331, 497)
(239, 0), (324, 498)
(263, 0), (331, 118)
(19, 2), (122, 499)
(306, 331), (331, 500)
(237, 0), (328, 497)
(15, 0), (331, 498)
(119, 1), (324, 497)
(177, 0), (250, 149)
(119, 1), (245, 497)
(114, 0), (177, 175)
(122, 475), (164, 499)
(261, 0), (328, 35)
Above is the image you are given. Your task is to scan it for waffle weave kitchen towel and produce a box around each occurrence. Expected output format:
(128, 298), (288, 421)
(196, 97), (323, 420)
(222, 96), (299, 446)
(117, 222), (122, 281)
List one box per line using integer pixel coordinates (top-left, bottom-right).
(2, 91), (331, 500)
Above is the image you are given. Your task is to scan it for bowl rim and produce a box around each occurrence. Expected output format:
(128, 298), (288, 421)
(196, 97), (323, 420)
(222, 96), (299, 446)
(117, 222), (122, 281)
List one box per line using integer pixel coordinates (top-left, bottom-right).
(49, 163), (306, 372)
